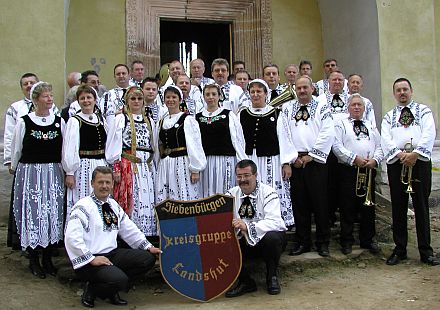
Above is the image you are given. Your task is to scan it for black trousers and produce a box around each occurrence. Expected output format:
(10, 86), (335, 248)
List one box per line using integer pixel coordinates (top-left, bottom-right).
(291, 161), (330, 248)
(387, 160), (433, 259)
(75, 248), (156, 298)
(338, 164), (376, 246)
(238, 231), (286, 282)
(327, 151), (340, 223)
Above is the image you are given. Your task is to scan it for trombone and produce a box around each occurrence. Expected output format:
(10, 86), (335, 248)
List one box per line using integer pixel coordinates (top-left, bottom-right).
(355, 153), (375, 206)
(400, 139), (415, 194)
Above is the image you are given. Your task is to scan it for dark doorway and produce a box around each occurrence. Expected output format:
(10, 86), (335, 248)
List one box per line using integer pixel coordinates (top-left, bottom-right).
(160, 20), (231, 78)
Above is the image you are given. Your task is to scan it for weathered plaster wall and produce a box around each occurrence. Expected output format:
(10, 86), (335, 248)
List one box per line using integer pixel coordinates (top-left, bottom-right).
(0, 0), (66, 132)
(66, 0), (126, 90)
(272, 0), (324, 83)
(377, 0), (438, 128)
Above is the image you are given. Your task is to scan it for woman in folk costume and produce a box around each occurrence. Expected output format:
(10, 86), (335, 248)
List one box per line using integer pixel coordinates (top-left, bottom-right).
(63, 85), (108, 219)
(196, 83), (247, 197)
(237, 79), (297, 228)
(106, 86), (157, 236)
(11, 81), (65, 278)
(156, 85), (207, 202)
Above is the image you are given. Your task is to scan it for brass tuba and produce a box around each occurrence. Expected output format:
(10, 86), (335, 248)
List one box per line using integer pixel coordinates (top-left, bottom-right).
(400, 139), (414, 193)
(269, 85), (296, 108)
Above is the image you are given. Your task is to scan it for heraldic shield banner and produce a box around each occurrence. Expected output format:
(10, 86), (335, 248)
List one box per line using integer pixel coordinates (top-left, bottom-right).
(155, 194), (241, 302)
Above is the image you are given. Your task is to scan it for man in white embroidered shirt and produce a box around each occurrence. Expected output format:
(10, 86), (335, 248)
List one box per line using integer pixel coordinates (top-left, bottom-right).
(65, 166), (161, 307)
(332, 94), (383, 255)
(283, 76), (335, 257)
(225, 160), (287, 297)
(381, 78), (439, 266)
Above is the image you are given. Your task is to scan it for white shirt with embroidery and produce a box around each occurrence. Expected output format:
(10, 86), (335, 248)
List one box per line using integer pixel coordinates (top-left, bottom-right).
(316, 78), (349, 96)
(282, 99), (335, 163)
(219, 81), (245, 114)
(317, 91), (349, 123)
(226, 181), (286, 246)
(65, 194), (152, 269)
(98, 87), (126, 128)
(332, 117), (383, 166)
(381, 101), (436, 163)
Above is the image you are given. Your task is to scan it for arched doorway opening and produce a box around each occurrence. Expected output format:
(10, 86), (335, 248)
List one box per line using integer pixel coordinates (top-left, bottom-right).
(160, 19), (231, 77)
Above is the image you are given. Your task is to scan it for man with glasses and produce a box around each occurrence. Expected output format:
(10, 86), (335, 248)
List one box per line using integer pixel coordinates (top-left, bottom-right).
(316, 58), (348, 95)
(211, 58), (244, 113)
(225, 159), (287, 297)
(381, 78), (439, 266)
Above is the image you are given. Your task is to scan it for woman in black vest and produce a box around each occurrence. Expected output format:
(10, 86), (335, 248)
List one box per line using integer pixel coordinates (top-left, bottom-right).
(10, 82), (65, 278)
(238, 79), (297, 228)
(63, 85), (108, 220)
(196, 84), (247, 197)
(156, 85), (206, 202)
(106, 86), (157, 236)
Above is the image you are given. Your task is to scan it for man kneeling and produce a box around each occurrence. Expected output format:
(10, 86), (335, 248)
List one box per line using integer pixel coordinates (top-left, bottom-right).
(225, 160), (287, 297)
(65, 166), (161, 307)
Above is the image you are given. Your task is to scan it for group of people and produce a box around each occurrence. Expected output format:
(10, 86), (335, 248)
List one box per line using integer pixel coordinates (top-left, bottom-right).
(3, 56), (439, 307)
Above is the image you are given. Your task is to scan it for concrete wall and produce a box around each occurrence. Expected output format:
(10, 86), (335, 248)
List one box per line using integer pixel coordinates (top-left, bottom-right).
(318, 0), (382, 124)
(272, 0), (324, 83)
(377, 0), (438, 128)
(0, 0), (67, 132)
(66, 0), (126, 90)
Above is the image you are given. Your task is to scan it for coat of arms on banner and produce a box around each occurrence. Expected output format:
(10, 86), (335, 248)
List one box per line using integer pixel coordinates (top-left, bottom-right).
(155, 194), (241, 302)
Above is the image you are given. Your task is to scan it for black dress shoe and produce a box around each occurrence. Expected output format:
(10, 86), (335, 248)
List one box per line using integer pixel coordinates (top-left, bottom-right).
(289, 245), (310, 256)
(29, 259), (46, 279)
(81, 282), (95, 308)
(386, 253), (407, 265)
(340, 245), (352, 255)
(361, 242), (381, 254)
(317, 245), (330, 257)
(109, 293), (128, 306)
(42, 258), (58, 276)
(266, 276), (281, 295)
(421, 256), (440, 266)
(225, 279), (257, 298)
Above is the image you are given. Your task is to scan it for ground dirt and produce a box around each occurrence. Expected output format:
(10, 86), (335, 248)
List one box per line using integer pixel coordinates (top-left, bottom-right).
(1, 162), (439, 310)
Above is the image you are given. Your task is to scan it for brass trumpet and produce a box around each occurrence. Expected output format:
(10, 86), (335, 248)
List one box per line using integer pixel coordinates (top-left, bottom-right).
(400, 139), (414, 194)
(356, 166), (374, 206)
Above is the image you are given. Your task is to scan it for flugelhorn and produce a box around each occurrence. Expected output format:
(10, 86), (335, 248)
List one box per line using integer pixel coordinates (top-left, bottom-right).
(400, 139), (414, 193)
(355, 153), (375, 206)
(269, 85), (296, 108)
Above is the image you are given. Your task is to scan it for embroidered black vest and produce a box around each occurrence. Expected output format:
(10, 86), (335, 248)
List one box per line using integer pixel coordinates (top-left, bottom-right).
(240, 108), (280, 156)
(196, 109), (235, 156)
(159, 114), (188, 158)
(73, 116), (106, 159)
(20, 115), (62, 163)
